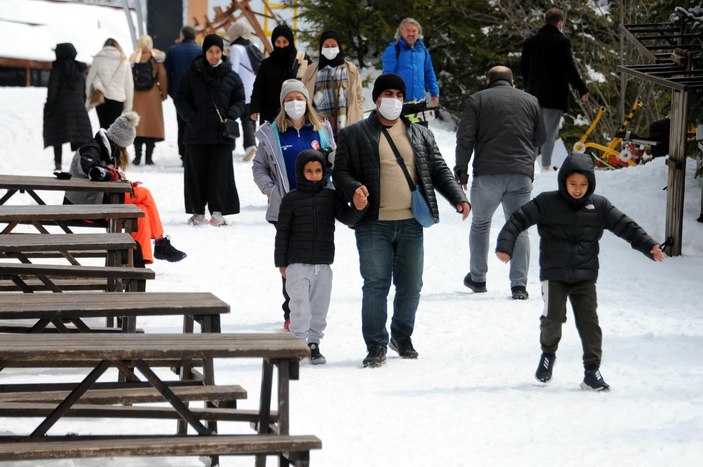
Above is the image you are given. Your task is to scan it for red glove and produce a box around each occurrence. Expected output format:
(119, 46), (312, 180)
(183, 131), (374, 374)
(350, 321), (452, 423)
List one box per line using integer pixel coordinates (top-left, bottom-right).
(107, 167), (120, 181)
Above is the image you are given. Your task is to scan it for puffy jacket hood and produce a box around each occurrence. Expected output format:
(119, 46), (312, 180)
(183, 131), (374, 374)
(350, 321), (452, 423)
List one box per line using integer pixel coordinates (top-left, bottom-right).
(295, 149), (325, 193)
(558, 153), (596, 208)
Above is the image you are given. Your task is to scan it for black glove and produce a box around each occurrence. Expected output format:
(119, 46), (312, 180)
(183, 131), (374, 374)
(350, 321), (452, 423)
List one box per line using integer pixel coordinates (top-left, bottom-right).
(88, 166), (119, 181)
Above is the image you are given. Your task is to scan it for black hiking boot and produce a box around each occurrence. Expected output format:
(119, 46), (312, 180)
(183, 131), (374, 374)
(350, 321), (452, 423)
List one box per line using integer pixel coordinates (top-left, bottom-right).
(535, 353), (556, 383)
(308, 343), (326, 365)
(511, 285), (529, 300)
(580, 369), (610, 392)
(154, 236), (186, 262)
(362, 346), (387, 368)
(463, 273), (487, 293)
(390, 338), (419, 359)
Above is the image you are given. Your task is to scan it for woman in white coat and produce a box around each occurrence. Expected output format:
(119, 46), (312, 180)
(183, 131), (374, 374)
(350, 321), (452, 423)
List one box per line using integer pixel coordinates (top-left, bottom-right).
(85, 38), (134, 129)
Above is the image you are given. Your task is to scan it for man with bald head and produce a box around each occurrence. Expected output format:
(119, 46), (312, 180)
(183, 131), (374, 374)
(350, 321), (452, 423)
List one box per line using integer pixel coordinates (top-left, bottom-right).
(454, 66), (545, 300)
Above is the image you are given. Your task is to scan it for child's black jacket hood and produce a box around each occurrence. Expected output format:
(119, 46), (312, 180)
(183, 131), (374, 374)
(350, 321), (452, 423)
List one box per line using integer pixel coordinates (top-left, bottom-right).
(558, 153), (596, 208)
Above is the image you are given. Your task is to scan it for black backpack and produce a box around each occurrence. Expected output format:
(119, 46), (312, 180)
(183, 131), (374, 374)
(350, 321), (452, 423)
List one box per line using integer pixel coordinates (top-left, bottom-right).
(244, 44), (263, 74)
(132, 60), (154, 90)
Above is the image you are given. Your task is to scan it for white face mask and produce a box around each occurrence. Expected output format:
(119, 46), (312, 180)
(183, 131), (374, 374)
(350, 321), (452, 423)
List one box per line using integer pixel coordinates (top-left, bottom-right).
(321, 47), (340, 61)
(378, 97), (403, 120)
(284, 99), (307, 120)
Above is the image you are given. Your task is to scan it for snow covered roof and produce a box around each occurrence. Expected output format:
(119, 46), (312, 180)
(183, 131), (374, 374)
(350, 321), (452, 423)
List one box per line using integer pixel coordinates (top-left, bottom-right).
(0, 0), (137, 65)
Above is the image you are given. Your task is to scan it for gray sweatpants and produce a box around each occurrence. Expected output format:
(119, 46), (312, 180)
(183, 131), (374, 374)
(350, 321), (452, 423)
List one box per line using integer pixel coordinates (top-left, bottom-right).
(285, 263), (332, 344)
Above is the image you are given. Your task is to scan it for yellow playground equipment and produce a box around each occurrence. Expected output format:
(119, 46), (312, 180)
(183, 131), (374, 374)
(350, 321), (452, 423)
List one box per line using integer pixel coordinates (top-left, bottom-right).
(572, 100), (650, 169)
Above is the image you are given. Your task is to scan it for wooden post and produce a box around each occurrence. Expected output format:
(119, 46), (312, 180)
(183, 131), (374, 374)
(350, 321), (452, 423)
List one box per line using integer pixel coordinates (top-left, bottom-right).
(665, 89), (689, 256)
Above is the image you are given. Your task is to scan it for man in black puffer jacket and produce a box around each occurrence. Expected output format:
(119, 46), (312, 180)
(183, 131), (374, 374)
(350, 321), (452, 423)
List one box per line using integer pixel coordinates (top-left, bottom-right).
(275, 150), (367, 364)
(334, 73), (470, 368)
(495, 154), (665, 391)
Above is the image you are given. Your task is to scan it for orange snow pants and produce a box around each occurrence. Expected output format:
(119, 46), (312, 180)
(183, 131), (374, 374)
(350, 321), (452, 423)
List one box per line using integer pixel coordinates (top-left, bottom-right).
(125, 184), (163, 264)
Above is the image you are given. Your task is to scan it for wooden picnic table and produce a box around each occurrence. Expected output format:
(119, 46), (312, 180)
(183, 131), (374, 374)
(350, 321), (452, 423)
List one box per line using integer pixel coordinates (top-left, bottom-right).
(0, 291), (228, 336)
(0, 203), (143, 234)
(0, 174), (131, 206)
(0, 333), (318, 466)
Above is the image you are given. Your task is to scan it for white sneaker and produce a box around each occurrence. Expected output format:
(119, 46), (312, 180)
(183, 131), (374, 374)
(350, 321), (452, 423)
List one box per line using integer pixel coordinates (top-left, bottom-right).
(187, 214), (208, 225)
(209, 211), (228, 226)
(243, 146), (257, 162)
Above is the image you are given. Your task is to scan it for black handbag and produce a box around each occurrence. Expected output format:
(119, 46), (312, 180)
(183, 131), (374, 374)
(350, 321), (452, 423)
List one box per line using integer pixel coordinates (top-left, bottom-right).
(213, 101), (239, 140)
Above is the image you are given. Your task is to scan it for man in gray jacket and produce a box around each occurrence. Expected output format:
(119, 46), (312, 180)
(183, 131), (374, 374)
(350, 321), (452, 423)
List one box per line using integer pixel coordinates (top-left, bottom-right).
(454, 66), (545, 300)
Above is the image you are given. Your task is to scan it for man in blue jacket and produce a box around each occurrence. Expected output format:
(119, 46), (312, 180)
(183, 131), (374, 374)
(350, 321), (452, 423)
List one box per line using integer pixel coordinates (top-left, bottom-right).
(382, 18), (440, 122)
(164, 26), (201, 163)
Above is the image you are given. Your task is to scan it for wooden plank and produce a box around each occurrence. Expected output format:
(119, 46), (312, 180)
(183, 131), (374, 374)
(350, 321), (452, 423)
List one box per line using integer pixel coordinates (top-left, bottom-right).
(0, 204), (144, 222)
(0, 333), (311, 363)
(0, 233), (136, 252)
(0, 263), (154, 280)
(0, 292), (228, 319)
(0, 403), (271, 422)
(0, 174), (131, 194)
(0, 384), (246, 404)
(0, 435), (322, 460)
(0, 279), (108, 291)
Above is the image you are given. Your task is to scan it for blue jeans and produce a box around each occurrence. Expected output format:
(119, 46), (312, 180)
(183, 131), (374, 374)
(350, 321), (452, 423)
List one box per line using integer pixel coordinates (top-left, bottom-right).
(355, 220), (424, 349)
(469, 174), (532, 288)
(540, 108), (563, 167)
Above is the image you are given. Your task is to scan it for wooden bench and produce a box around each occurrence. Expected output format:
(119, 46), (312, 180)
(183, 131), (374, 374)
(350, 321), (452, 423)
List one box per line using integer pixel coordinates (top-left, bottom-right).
(0, 435), (322, 466)
(0, 262), (154, 293)
(0, 204), (143, 235)
(0, 333), (317, 466)
(0, 232), (136, 266)
(0, 173), (131, 206)
(0, 292), (227, 336)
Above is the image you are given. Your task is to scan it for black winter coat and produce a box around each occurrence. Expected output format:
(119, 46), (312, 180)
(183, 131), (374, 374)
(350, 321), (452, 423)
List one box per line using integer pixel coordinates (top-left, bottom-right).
(43, 59), (92, 148)
(520, 24), (588, 111)
(333, 112), (467, 224)
(249, 53), (306, 124)
(275, 150), (365, 267)
(174, 56), (245, 146)
(496, 154), (657, 283)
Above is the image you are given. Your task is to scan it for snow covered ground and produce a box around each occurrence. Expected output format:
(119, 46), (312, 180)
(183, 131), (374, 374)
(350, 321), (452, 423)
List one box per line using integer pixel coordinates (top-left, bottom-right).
(0, 86), (702, 466)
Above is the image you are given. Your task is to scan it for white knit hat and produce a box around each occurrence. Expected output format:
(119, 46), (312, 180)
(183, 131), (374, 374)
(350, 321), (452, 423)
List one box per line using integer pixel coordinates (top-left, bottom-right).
(106, 111), (140, 148)
(279, 79), (309, 107)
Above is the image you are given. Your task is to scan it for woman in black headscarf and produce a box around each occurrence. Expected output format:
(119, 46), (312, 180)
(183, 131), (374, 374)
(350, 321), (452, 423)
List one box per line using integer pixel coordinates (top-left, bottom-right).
(249, 24), (310, 125)
(301, 30), (364, 138)
(43, 43), (92, 171)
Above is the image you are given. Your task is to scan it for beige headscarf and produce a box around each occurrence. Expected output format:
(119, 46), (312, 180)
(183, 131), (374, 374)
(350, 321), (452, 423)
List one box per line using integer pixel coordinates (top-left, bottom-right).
(129, 34), (166, 63)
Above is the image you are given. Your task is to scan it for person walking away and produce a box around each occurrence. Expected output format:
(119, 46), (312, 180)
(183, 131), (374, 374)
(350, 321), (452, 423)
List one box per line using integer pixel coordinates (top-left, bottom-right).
(250, 24), (310, 125)
(381, 18), (440, 125)
(253, 79), (336, 331)
(521, 7), (590, 172)
(495, 153), (664, 391)
(174, 34), (246, 227)
(333, 73), (470, 368)
(85, 38), (133, 129)
(275, 149), (368, 364)
(454, 66), (545, 300)
(130, 34), (167, 166)
(302, 30), (364, 139)
(164, 26), (201, 164)
(43, 42), (92, 171)
(65, 112), (186, 265)
(227, 21), (260, 161)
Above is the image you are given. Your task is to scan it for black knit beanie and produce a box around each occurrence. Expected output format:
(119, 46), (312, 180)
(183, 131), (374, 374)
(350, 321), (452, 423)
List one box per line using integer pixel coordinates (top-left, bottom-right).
(202, 34), (224, 55)
(372, 73), (406, 102)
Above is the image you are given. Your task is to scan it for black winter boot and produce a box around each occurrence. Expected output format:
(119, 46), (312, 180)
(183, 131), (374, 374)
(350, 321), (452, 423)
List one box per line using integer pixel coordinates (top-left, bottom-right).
(133, 143), (142, 165)
(153, 236), (186, 262)
(145, 140), (155, 165)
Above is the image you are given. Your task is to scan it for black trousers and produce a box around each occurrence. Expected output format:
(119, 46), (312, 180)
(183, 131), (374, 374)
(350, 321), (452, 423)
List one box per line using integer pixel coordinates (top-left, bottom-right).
(96, 99), (124, 129)
(540, 280), (602, 370)
(240, 103), (256, 149)
(184, 144), (240, 215)
(176, 112), (187, 158)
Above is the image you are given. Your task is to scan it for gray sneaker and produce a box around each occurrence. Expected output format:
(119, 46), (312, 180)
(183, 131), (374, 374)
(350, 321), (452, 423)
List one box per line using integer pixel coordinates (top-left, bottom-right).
(187, 214), (208, 225)
(209, 211), (228, 226)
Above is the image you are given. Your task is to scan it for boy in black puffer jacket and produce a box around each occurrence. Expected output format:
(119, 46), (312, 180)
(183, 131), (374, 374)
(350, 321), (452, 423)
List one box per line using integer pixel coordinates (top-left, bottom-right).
(275, 150), (367, 364)
(495, 153), (665, 391)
